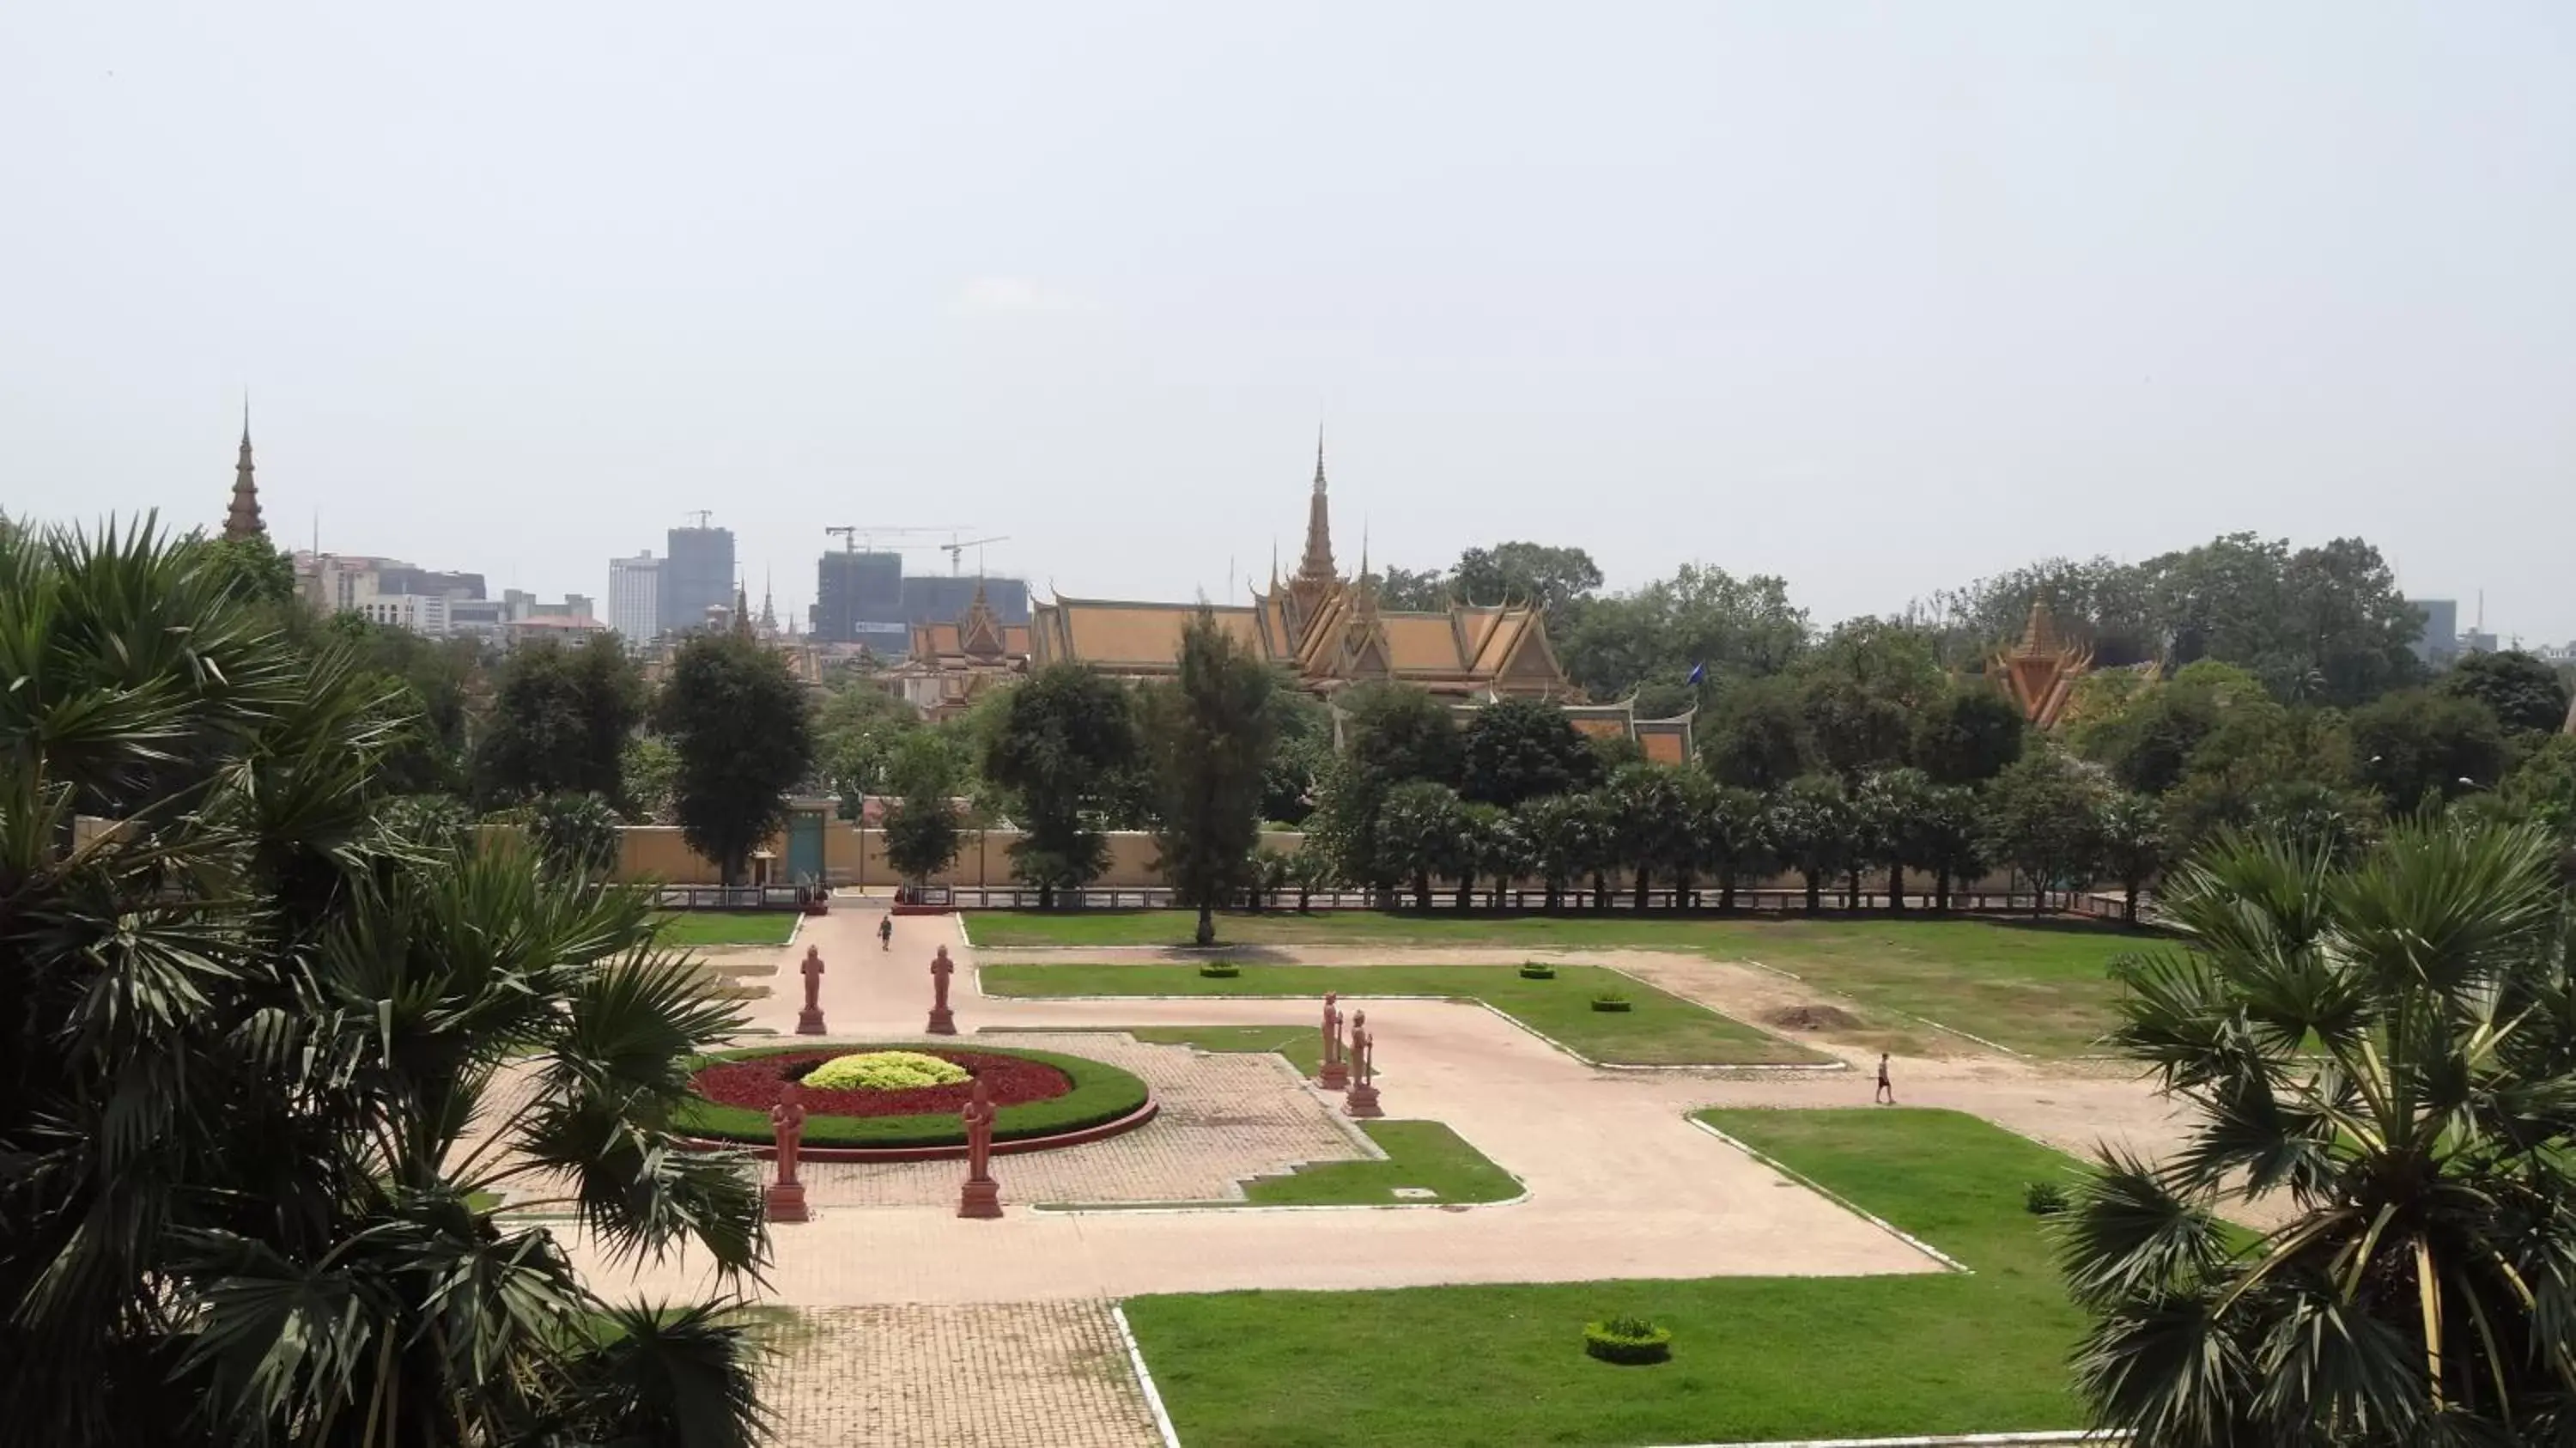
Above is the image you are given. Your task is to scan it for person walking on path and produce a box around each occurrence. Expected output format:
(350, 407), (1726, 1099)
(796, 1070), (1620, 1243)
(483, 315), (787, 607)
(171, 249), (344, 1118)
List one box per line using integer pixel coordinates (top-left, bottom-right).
(878, 914), (894, 952)
(1874, 1053), (1895, 1105)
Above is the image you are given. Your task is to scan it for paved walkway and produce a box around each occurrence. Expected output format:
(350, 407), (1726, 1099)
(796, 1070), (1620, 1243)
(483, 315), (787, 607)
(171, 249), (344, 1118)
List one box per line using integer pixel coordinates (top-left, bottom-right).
(765, 1301), (1158, 1448)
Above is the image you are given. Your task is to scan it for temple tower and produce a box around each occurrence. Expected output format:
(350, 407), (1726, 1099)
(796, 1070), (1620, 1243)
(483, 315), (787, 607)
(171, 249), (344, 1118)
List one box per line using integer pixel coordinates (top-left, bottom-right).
(224, 403), (265, 542)
(1285, 429), (1341, 644)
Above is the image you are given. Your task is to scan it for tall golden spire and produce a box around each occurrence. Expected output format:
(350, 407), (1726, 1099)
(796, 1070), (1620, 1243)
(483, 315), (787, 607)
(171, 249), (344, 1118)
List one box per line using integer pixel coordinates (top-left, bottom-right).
(223, 396), (266, 542)
(1295, 425), (1335, 585)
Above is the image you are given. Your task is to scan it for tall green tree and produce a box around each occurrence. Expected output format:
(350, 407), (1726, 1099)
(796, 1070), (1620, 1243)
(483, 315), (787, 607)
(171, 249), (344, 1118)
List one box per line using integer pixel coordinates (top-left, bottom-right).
(1606, 762), (1698, 909)
(1459, 695), (1601, 807)
(1980, 750), (2108, 913)
(0, 520), (767, 1446)
(2348, 688), (2510, 811)
(2441, 648), (2572, 736)
(1558, 563), (1808, 702)
(1856, 766), (1936, 911)
(1146, 608), (1282, 945)
(473, 633), (644, 807)
(1769, 774), (1857, 914)
(2065, 821), (2576, 1446)
(882, 732), (965, 887)
(1911, 684), (2027, 785)
(1916, 783), (1987, 911)
(1340, 681), (1462, 788)
(981, 664), (1141, 908)
(1515, 790), (1607, 910)
(657, 630), (817, 885)
(1701, 675), (1811, 789)
(1698, 784), (1774, 912)
(1376, 780), (1468, 910)
(2094, 790), (2166, 927)
(1448, 541), (1606, 631)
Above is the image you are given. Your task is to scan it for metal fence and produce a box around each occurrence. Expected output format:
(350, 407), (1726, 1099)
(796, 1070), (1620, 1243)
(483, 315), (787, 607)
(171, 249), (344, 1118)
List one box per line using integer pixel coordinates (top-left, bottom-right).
(651, 884), (809, 911)
(927, 885), (2055, 914)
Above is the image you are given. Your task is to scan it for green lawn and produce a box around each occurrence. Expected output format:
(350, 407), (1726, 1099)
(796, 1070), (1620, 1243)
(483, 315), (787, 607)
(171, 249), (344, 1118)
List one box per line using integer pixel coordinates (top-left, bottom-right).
(1246, 1121), (1518, 1206)
(1121, 1024), (1328, 1079)
(1123, 1108), (2092, 1447)
(975, 964), (1826, 1066)
(969, 911), (2142, 1056)
(651, 910), (800, 947)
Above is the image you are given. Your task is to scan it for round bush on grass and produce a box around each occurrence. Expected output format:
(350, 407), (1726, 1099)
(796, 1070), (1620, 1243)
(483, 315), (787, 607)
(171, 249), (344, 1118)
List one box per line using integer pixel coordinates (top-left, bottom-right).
(1583, 1315), (1673, 1365)
(800, 1050), (969, 1092)
(677, 1044), (1148, 1150)
(1518, 963), (1557, 980)
(1199, 961), (1241, 978)
(1589, 992), (1632, 1013)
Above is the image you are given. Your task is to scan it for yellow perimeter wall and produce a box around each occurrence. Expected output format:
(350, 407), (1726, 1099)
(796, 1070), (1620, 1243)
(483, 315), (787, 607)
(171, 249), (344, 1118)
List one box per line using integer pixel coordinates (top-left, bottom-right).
(473, 824), (2019, 894)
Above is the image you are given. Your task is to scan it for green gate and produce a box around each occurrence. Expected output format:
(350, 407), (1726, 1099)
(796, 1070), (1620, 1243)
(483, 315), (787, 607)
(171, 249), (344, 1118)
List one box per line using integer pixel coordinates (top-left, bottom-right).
(785, 804), (827, 885)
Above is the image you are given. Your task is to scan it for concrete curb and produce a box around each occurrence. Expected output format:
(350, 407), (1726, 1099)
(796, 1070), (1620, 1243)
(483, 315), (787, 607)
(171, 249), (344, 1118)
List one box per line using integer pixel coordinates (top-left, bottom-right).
(1649, 1422), (2112, 1433)
(1109, 1302), (1184, 1448)
(1686, 1116), (1972, 1274)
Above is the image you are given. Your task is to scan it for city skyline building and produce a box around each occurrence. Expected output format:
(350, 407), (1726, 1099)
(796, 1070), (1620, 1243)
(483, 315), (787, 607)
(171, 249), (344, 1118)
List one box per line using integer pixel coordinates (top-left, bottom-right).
(609, 551), (662, 647)
(659, 521), (736, 636)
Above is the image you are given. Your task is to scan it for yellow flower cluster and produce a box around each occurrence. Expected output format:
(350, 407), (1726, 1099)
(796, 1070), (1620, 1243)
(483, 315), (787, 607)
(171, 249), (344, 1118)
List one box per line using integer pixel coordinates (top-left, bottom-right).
(800, 1050), (970, 1092)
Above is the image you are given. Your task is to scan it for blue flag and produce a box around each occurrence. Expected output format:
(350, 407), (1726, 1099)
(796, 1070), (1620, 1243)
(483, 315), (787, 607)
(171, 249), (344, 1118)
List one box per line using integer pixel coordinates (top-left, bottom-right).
(1686, 661), (1707, 686)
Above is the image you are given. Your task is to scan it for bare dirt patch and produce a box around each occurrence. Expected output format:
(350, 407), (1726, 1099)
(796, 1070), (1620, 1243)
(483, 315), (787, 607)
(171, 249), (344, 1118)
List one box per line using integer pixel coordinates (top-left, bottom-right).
(1765, 1005), (1866, 1033)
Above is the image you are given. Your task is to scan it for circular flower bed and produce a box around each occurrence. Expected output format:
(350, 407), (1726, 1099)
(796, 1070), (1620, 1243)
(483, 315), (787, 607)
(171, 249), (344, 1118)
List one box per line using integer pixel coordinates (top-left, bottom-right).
(800, 1049), (970, 1092)
(677, 1043), (1150, 1153)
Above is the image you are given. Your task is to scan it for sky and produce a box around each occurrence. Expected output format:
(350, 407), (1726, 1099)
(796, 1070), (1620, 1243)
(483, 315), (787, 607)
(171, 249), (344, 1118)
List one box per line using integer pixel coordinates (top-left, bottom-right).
(5, 3), (2572, 643)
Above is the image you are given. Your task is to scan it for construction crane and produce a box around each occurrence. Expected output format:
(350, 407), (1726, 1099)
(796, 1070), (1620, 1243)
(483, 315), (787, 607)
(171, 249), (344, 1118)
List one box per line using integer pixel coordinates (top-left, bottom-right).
(940, 535), (1011, 575)
(822, 524), (973, 554)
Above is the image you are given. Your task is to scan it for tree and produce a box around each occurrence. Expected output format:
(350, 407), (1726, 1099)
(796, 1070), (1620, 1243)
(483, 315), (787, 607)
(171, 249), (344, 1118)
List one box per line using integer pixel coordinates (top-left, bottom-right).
(1792, 618), (1947, 780)
(2063, 821), (2576, 1446)
(1261, 691), (1335, 824)
(1455, 800), (1521, 909)
(1916, 783), (1986, 912)
(0, 520), (766, 1445)
(194, 527), (299, 605)
(1449, 541), (1605, 631)
(1698, 784), (1773, 912)
(474, 634), (643, 807)
(1459, 695), (1601, 807)
(1146, 608), (1281, 946)
(2093, 791), (2165, 927)
(1376, 780), (1467, 910)
(2442, 648), (2571, 735)
(981, 664), (1142, 908)
(2348, 688), (2509, 811)
(1340, 681), (1461, 788)
(883, 794), (963, 887)
(1911, 684), (2026, 785)
(1516, 791), (1609, 910)
(1605, 763), (1698, 909)
(814, 677), (920, 816)
(1701, 676), (1810, 789)
(529, 789), (624, 879)
(1980, 751), (2107, 914)
(1856, 767), (1936, 911)
(1370, 563), (1451, 611)
(657, 630), (817, 885)
(1768, 774), (1856, 914)
(622, 732), (679, 824)
(1558, 563), (1808, 703)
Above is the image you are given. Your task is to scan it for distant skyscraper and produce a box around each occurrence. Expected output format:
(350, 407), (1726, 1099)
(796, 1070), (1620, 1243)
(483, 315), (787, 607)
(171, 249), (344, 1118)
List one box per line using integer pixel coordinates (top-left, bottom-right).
(610, 551), (662, 646)
(660, 524), (735, 635)
(813, 550), (905, 642)
(2414, 599), (2459, 665)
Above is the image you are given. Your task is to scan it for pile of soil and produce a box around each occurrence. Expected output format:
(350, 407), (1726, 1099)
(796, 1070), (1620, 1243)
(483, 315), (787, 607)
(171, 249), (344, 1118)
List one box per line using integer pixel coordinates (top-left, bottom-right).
(1764, 1005), (1864, 1033)
(690, 1049), (1072, 1118)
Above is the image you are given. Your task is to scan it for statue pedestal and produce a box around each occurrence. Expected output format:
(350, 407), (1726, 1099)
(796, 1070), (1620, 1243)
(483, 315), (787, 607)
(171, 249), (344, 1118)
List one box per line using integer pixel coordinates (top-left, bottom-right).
(957, 1176), (1002, 1220)
(795, 1007), (826, 1036)
(763, 1182), (810, 1223)
(1317, 1061), (1348, 1090)
(1343, 1082), (1382, 1118)
(926, 1007), (957, 1036)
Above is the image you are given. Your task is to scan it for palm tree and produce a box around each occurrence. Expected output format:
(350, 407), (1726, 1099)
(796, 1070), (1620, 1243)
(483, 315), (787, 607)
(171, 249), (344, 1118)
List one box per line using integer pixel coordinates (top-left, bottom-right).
(2062, 820), (2576, 1447)
(1698, 784), (1773, 913)
(0, 520), (769, 1445)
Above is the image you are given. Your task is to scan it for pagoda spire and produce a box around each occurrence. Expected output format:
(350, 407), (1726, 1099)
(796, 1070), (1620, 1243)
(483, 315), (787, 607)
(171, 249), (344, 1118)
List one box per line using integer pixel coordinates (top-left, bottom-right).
(224, 395), (266, 542)
(1295, 426), (1335, 584)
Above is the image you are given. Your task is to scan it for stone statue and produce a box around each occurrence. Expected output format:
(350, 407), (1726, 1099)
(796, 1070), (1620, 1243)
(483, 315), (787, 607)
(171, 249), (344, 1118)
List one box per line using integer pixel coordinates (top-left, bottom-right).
(765, 1084), (811, 1221)
(1344, 1009), (1382, 1118)
(795, 946), (827, 1035)
(957, 1075), (1002, 1218)
(927, 945), (958, 1035)
(1317, 992), (1348, 1090)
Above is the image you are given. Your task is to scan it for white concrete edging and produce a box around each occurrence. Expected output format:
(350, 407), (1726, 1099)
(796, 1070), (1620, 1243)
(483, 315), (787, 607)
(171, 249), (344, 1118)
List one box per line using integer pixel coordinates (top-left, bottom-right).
(1686, 1116), (1972, 1274)
(1110, 1302), (1184, 1448)
(1649, 1422), (2112, 1433)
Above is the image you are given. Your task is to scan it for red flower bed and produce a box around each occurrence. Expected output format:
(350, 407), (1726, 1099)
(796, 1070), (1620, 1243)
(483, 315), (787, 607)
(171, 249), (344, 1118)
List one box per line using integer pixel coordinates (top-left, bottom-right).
(689, 1049), (1073, 1120)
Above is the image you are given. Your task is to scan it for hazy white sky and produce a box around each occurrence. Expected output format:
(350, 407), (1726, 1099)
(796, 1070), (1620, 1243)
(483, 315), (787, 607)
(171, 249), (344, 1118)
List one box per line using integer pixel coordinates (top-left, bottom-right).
(6, 3), (2571, 641)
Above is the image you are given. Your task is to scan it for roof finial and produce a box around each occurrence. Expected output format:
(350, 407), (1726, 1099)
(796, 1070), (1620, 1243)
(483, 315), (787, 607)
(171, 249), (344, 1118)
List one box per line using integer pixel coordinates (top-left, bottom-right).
(1314, 423), (1327, 496)
(1359, 519), (1370, 582)
(224, 393), (266, 542)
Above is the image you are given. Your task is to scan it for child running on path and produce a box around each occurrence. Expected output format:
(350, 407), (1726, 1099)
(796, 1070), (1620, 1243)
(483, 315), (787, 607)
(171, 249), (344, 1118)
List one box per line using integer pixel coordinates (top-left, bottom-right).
(877, 914), (894, 951)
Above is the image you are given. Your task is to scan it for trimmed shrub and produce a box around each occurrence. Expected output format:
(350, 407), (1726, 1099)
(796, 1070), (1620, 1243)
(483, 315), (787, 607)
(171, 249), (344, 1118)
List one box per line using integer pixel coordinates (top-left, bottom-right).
(1589, 992), (1632, 1013)
(677, 1044), (1150, 1149)
(1199, 961), (1242, 978)
(1518, 963), (1557, 980)
(800, 1050), (969, 1092)
(1583, 1315), (1673, 1365)
(2024, 1180), (2069, 1215)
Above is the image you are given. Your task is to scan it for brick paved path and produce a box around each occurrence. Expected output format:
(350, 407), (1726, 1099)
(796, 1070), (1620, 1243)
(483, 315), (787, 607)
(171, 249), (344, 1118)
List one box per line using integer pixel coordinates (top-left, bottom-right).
(767, 1301), (1158, 1448)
